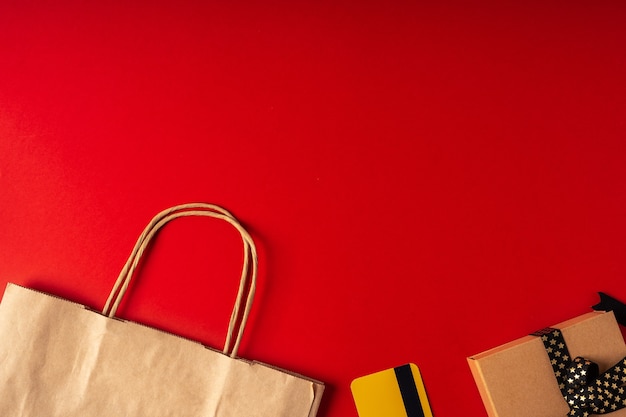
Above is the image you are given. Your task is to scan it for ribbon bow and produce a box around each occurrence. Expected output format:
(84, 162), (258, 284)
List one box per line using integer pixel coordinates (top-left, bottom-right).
(534, 328), (626, 417)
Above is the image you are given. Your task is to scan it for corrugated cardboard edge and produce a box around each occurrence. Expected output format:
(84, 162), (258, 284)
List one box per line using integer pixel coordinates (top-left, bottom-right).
(466, 311), (611, 417)
(2, 282), (326, 415)
(467, 355), (499, 417)
(469, 312), (609, 361)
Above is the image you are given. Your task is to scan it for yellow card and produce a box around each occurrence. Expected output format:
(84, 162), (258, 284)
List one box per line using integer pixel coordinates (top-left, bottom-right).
(351, 363), (433, 417)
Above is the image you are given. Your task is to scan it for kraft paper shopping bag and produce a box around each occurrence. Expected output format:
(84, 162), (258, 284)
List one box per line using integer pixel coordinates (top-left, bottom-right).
(0, 203), (324, 417)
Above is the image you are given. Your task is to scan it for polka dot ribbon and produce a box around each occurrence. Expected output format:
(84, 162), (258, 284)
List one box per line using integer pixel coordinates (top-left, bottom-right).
(532, 328), (626, 417)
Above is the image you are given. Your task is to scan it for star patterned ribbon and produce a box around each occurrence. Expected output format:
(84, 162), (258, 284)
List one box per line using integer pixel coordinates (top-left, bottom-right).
(532, 328), (626, 417)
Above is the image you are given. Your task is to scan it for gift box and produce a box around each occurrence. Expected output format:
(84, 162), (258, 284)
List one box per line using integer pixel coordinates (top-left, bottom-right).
(468, 311), (626, 417)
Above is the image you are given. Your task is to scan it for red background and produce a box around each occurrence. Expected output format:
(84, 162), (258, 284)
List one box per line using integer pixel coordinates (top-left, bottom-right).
(1, 2), (626, 416)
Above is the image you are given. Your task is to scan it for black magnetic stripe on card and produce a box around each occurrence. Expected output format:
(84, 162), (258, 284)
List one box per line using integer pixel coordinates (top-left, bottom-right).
(394, 364), (425, 417)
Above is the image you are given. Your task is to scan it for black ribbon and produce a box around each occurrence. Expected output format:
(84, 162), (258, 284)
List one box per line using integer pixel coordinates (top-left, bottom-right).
(592, 292), (626, 327)
(533, 328), (626, 417)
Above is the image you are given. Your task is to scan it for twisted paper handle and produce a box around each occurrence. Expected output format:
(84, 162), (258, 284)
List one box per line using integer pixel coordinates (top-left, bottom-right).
(102, 203), (257, 358)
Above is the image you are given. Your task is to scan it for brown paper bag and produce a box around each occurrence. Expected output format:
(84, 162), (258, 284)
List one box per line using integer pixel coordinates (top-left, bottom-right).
(0, 203), (324, 417)
(468, 311), (626, 417)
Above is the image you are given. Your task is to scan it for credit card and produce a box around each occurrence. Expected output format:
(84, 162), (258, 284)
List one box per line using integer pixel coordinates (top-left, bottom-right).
(351, 363), (433, 417)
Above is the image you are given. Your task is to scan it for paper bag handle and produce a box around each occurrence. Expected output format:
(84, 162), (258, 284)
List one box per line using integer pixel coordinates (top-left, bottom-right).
(102, 203), (257, 358)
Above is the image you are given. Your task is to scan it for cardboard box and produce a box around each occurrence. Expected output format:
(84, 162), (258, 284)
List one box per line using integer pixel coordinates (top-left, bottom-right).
(468, 311), (626, 417)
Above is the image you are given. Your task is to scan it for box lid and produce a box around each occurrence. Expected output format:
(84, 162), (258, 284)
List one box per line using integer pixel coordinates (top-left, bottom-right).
(468, 311), (626, 417)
